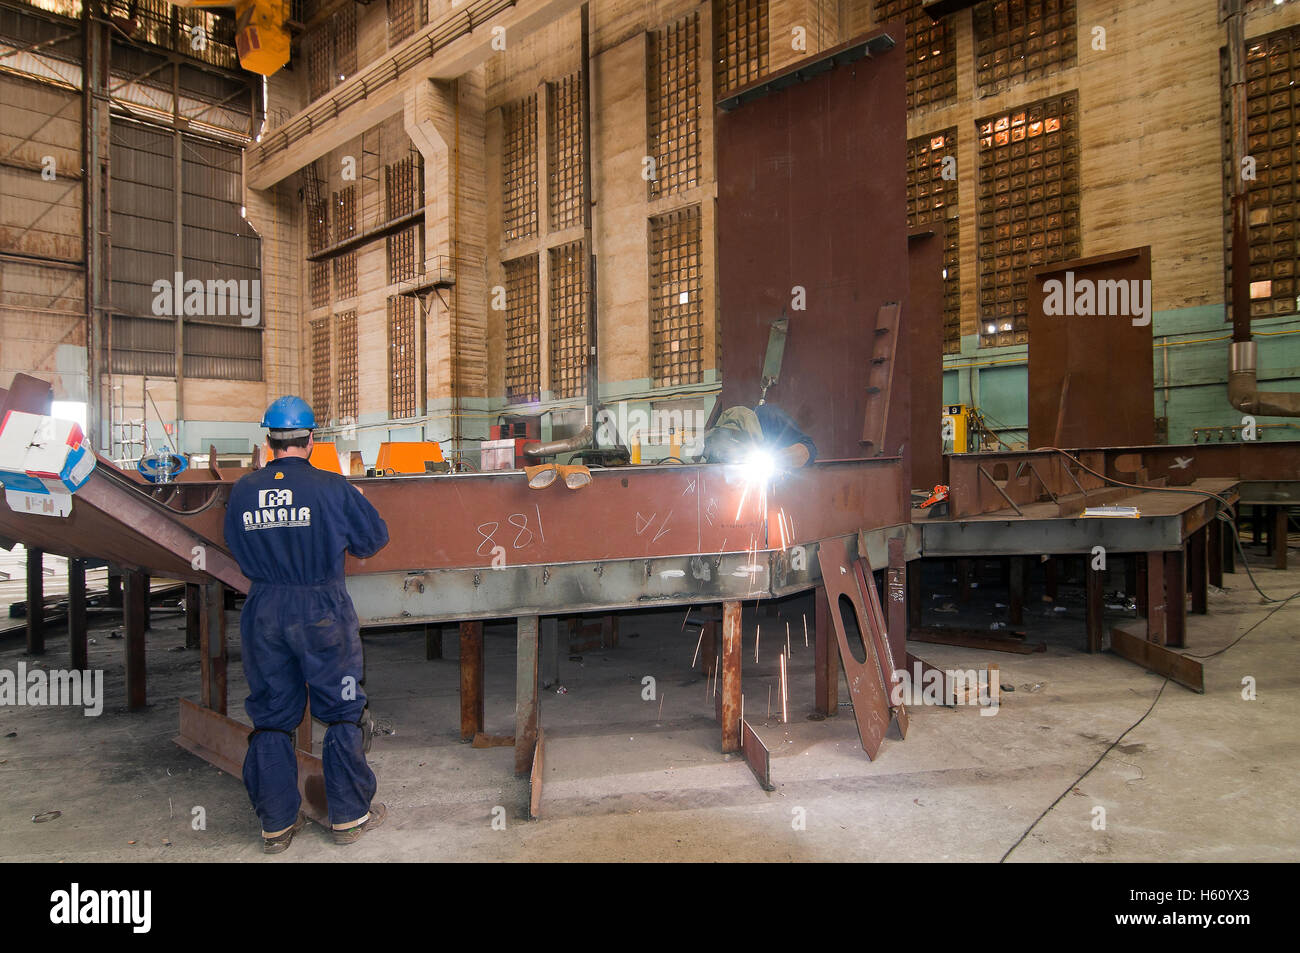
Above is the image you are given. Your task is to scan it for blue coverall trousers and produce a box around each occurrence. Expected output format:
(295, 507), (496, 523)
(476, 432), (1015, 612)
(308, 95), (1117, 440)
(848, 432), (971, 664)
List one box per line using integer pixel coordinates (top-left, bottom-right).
(240, 580), (376, 831)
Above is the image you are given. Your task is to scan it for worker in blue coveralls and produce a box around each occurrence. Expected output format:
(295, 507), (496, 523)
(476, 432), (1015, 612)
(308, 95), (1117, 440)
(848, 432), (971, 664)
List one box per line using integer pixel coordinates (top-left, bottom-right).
(700, 404), (818, 469)
(223, 395), (390, 853)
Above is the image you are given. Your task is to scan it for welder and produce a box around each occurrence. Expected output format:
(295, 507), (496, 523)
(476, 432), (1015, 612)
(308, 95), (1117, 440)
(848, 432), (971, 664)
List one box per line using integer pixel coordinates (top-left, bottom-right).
(700, 404), (818, 470)
(223, 395), (390, 853)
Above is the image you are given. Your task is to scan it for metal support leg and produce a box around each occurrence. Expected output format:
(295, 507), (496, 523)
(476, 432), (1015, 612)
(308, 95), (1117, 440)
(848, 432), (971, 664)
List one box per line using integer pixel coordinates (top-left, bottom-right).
(1165, 549), (1186, 649)
(907, 557), (921, 633)
(1009, 556), (1025, 626)
(1085, 561), (1104, 654)
(459, 620), (484, 742)
(721, 600), (742, 752)
(813, 586), (837, 717)
(1223, 518), (1236, 574)
(1207, 520), (1223, 590)
(1145, 552), (1166, 645)
(1274, 505), (1289, 570)
(68, 558), (87, 670)
(107, 569), (122, 608)
(198, 580), (227, 714)
(25, 547), (43, 655)
(184, 582), (201, 650)
(1189, 528), (1208, 615)
(515, 615), (539, 775)
(124, 569), (147, 711)
(1253, 505), (1263, 545)
(540, 617), (559, 689)
(957, 558), (973, 603)
(424, 624), (443, 660)
(886, 538), (907, 663)
(1044, 556), (1058, 602)
(1136, 554), (1149, 616)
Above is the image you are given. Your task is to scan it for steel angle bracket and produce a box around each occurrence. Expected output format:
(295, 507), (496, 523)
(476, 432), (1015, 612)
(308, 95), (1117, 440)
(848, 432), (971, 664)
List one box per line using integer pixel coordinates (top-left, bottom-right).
(815, 546), (895, 759)
(855, 558), (909, 739)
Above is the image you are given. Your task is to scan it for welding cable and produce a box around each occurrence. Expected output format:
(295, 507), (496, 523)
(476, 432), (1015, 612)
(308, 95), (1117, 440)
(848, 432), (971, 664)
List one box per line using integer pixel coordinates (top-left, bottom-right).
(999, 676), (1170, 863)
(1001, 585), (1298, 862)
(1217, 510), (1300, 605)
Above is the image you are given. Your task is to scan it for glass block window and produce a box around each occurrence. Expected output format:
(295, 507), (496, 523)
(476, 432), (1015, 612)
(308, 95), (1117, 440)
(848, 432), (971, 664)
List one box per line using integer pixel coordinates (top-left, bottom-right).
(976, 93), (1081, 348)
(649, 205), (704, 387)
(502, 94), (539, 241)
(336, 309), (358, 421)
(305, 27), (332, 101)
(503, 256), (541, 404)
(648, 13), (700, 199)
(713, 0), (767, 96)
(386, 150), (422, 220)
(334, 252), (357, 300)
(549, 241), (587, 399)
(973, 0), (1076, 96)
(304, 6), (357, 100)
(907, 129), (961, 354)
(875, 0), (957, 111)
(388, 296), (418, 419)
(1222, 25), (1300, 319)
(388, 0), (427, 48)
(387, 226), (418, 284)
(307, 200), (329, 252)
(333, 185), (356, 243)
(310, 316), (331, 420)
(333, 5), (357, 81)
(310, 261), (329, 309)
(548, 74), (584, 232)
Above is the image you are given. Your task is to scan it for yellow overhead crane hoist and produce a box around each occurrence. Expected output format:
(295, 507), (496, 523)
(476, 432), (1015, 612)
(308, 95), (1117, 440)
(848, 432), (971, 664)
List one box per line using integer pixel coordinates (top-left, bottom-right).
(169, 0), (291, 76)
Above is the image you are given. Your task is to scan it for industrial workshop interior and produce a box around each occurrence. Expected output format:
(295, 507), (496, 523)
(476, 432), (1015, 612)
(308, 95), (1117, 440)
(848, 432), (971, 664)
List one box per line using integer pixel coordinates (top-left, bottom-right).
(0, 0), (1296, 912)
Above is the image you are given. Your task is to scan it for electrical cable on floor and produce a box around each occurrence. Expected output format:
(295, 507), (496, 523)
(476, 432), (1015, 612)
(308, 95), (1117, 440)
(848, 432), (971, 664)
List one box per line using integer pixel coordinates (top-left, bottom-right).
(999, 534), (1299, 862)
(999, 678), (1170, 863)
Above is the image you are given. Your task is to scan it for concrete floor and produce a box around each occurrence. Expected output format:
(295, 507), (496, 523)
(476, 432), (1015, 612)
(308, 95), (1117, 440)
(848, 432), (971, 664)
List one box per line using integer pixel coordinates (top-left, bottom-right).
(1, 550), (1297, 863)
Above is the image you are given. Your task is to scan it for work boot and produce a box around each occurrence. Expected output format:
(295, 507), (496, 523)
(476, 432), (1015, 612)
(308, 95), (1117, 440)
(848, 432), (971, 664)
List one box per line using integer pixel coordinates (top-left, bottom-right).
(332, 803), (387, 846)
(262, 813), (307, 855)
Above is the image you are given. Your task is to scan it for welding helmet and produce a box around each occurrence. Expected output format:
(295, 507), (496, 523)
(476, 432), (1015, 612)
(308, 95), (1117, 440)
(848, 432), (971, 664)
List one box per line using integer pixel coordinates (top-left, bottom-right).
(702, 406), (763, 463)
(262, 395), (316, 439)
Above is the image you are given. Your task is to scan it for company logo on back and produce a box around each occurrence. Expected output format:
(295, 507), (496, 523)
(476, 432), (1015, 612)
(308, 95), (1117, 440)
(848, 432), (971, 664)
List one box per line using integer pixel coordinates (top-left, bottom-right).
(243, 486), (311, 530)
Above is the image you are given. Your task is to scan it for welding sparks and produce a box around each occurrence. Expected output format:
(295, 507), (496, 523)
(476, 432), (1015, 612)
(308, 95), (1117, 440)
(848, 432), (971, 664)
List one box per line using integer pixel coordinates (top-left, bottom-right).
(691, 626), (704, 668)
(754, 624), (761, 664)
(803, 613), (809, 647)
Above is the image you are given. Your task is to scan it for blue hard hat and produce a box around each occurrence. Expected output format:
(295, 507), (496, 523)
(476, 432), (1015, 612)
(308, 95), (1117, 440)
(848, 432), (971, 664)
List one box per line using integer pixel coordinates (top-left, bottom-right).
(261, 395), (315, 434)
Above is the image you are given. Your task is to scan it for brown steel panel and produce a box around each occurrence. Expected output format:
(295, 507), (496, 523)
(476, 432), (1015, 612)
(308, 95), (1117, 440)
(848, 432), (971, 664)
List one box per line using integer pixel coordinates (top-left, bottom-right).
(185, 582), (201, 650)
(345, 460), (904, 574)
(1109, 625), (1204, 693)
(515, 615), (539, 776)
(25, 547), (43, 655)
(460, 620), (484, 741)
(905, 652), (954, 708)
(886, 537), (908, 665)
(857, 556), (908, 736)
(1208, 519), (1224, 589)
(1275, 506), (1289, 570)
(175, 699), (329, 825)
(740, 719), (774, 791)
(1028, 247), (1155, 448)
(528, 728), (545, 820)
(816, 546), (891, 759)
(721, 601), (742, 752)
(0, 373), (54, 417)
(715, 30), (909, 459)
(909, 627), (1045, 654)
(907, 229), (945, 489)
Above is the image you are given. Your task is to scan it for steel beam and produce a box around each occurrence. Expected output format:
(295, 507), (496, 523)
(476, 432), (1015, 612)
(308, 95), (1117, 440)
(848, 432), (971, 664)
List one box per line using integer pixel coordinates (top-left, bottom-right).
(68, 557), (87, 671)
(721, 601), (742, 753)
(1165, 549), (1186, 649)
(1207, 519), (1223, 589)
(1085, 562), (1104, 654)
(813, 585), (837, 717)
(124, 570), (147, 711)
(1189, 527), (1208, 615)
(25, 547), (43, 655)
(184, 582), (201, 650)
(740, 719), (774, 791)
(199, 581), (227, 715)
(1145, 551), (1166, 645)
(459, 620), (484, 741)
(515, 615), (539, 776)
(1274, 505), (1289, 570)
(1110, 624), (1204, 693)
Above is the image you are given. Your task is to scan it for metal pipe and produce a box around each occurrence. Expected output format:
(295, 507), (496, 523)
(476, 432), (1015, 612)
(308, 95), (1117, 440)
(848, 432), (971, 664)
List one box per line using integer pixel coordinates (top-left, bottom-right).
(1223, 0), (1300, 418)
(580, 3), (600, 438)
(523, 422), (592, 458)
